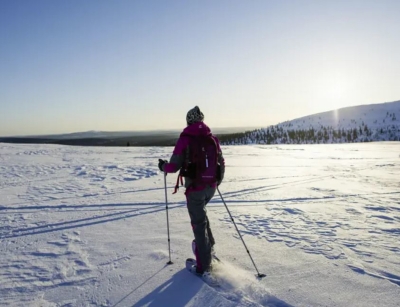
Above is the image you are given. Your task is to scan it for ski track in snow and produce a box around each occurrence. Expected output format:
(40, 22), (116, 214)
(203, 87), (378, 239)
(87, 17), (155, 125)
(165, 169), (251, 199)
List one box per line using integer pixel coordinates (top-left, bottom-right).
(0, 143), (399, 306)
(0, 145), (164, 306)
(0, 230), (96, 305)
(218, 146), (400, 288)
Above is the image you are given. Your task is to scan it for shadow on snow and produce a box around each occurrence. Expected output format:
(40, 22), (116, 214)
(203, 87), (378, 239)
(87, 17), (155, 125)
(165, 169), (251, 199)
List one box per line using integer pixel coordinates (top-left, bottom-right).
(0, 203), (185, 239)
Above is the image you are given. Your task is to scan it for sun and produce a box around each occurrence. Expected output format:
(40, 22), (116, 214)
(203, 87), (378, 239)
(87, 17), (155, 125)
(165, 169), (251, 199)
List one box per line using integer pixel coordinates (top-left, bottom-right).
(314, 71), (349, 110)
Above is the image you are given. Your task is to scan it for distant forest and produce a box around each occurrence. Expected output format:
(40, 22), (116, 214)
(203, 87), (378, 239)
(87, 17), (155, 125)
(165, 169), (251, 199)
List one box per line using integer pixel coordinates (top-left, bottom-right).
(0, 134), (179, 147)
(219, 124), (400, 145)
(1, 123), (399, 147)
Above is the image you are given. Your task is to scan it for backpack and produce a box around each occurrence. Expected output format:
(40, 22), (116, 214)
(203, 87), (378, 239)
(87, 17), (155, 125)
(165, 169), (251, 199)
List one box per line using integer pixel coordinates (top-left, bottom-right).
(173, 134), (220, 193)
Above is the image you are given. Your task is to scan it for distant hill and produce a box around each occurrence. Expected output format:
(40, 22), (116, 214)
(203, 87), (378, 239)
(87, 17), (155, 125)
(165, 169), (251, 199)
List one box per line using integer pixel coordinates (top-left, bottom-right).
(0, 127), (256, 147)
(2, 101), (399, 146)
(220, 100), (400, 145)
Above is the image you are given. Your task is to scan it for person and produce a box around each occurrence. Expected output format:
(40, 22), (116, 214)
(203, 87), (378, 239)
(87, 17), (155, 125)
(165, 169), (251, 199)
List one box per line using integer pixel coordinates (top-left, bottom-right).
(158, 106), (225, 275)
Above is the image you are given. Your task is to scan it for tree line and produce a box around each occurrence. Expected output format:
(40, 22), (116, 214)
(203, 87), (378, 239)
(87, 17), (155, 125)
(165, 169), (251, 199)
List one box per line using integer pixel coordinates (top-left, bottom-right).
(218, 124), (400, 145)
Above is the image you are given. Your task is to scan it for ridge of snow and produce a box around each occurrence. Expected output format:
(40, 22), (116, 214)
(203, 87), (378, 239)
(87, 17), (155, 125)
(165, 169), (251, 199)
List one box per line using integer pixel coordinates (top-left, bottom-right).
(224, 100), (400, 145)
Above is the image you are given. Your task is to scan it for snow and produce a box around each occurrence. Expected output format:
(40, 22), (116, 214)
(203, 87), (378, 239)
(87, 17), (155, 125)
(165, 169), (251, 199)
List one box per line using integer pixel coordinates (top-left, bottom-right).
(280, 100), (400, 131)
(228, 100), (400, 144)
(1, 142), (399, 306)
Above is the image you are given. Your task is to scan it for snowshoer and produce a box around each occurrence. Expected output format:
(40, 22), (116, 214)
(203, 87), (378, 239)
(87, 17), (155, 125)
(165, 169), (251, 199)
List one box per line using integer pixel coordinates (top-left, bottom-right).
(158, 106), (225, 275)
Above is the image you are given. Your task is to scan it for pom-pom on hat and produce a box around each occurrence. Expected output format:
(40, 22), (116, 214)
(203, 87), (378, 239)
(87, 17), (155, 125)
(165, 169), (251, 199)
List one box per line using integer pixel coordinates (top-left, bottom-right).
(186, 106), (204, 125)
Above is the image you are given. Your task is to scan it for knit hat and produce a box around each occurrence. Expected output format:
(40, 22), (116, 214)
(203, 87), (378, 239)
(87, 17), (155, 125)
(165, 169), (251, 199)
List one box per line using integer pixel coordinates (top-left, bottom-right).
(186, 106), (204, 125)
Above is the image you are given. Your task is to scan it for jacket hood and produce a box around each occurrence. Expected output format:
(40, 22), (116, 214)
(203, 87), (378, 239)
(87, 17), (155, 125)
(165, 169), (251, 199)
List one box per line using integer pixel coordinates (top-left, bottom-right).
(182, 122), (212, 136)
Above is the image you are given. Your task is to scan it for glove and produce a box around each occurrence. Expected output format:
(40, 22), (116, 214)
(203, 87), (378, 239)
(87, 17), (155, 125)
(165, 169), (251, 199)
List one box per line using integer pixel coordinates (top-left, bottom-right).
(158, 159), (167, 172)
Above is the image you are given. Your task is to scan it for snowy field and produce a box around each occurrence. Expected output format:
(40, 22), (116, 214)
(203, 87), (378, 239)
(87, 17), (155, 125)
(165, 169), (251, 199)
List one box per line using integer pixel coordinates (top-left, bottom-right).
(1, 142), (399, 307)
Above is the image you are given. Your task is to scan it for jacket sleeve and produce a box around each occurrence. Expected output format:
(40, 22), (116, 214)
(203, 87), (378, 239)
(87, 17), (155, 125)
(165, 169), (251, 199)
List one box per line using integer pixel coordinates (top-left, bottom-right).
(163, 136), (189, 173)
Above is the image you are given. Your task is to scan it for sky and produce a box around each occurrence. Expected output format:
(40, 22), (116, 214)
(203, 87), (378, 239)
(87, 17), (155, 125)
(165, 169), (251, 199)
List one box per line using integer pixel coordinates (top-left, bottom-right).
(1, 0), (399, 136)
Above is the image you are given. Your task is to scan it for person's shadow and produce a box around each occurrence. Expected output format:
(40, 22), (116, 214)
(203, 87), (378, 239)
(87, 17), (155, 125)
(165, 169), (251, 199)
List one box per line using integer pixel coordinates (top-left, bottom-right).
(131, 269), (203, 307)
(126, 268), (296, 307)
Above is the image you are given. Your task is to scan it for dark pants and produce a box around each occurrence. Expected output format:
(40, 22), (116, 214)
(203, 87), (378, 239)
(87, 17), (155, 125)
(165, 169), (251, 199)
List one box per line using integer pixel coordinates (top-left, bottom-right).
(185, 185), (216, 272)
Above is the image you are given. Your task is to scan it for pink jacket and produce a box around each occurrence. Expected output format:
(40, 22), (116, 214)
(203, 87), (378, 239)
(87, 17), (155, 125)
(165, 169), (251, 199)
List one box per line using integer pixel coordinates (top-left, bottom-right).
(164, 122), (225, 188)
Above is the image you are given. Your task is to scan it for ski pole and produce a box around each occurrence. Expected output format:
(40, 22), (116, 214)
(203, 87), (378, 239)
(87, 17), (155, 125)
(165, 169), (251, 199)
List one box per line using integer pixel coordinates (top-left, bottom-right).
(217, 187), (265, 278)
(164, 172), (173, 265)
